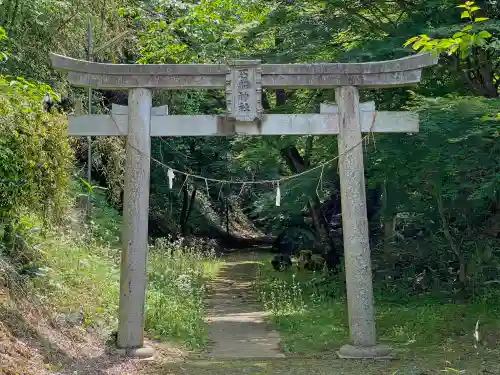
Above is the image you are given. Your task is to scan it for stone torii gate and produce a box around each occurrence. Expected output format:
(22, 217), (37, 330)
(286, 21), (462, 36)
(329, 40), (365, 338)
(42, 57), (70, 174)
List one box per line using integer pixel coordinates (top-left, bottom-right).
(50, 52), (437, 359)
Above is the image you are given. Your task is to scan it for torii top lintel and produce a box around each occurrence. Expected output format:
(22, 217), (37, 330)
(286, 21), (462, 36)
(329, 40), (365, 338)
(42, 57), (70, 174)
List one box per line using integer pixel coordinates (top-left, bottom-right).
(49, 52), (437, 91)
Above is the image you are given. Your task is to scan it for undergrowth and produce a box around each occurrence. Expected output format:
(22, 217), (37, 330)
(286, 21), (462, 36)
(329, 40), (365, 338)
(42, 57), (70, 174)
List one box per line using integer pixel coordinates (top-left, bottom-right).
(147, 237), (222, 349)
(2, 181), (223, 351)
(255, 254), (500, 355)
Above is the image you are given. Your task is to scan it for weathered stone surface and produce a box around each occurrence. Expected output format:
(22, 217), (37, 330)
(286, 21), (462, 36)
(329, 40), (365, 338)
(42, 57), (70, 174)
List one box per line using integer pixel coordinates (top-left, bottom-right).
(262, 53), (437, 74)
(262, 70), (424, 89)
(50, 52), (437, 90)
(117, 88), (152, 350)
(50, 53), (228, 75)
(112, 103), (168, 116)
(338, 344), (392, 359)
(226, 60), (263, 122)
(68, 110), (418, 137)
(116, 346), (155, 359)
(67, 71), (226, 89)
(52, 52), (436, 78)
(333, 86), (377, 348)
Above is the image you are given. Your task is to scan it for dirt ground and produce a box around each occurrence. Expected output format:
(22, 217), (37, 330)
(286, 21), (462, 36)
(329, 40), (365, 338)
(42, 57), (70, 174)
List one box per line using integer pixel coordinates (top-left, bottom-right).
(201, 252), (284, 359)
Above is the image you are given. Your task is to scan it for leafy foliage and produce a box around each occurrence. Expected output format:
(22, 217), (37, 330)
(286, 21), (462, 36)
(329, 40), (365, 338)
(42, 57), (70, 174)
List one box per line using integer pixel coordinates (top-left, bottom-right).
(0, 0), (134, 81)
(0, 26), (8, 62)
(0, 76), (73, 223)
(103, 0), (500, 300)
(405, 0), (500, 97)
(405, 1), (493, 58)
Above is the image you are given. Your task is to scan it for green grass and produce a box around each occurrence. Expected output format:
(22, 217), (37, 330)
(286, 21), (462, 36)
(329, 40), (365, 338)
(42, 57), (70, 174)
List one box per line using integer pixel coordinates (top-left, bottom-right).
(33, 230), (121, 331)
(149, 355), (500, 375)
(254, 257), (347, 352)
(31, 186), (123, 331)
(146, 238), (223, 349)
(254, 254), (500, 355)
(88, 188), (223, 349)
(10, 185), (223, 350)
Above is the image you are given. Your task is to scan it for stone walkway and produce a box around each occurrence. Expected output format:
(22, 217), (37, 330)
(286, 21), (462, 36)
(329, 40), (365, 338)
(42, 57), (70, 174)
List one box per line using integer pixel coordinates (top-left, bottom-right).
(203, 253), (284, 359)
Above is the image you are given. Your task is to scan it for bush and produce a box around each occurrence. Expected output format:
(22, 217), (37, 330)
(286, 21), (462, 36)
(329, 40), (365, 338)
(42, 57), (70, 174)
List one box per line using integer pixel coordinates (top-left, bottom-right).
(0, 76), (73, 276)
(0, 76), (73, 223)
(367, 94), (500, 295)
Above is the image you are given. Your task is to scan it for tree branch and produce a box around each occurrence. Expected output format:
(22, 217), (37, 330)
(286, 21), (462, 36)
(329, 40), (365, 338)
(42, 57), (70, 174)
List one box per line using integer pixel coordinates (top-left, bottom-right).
(371, 4), (397, 29)
(303, 136), (314, 167)
(343, 6), (390, 35)
(435, 189), (466, 284)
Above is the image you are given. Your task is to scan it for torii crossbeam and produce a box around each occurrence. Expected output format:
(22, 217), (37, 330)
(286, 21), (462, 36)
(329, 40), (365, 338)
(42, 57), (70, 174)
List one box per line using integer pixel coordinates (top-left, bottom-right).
(69, 102), (418, 136)
(50, 52), (437, 359)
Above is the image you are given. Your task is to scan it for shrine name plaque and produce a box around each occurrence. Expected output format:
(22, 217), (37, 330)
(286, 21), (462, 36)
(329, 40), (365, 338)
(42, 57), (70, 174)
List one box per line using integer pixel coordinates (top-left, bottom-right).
(226, 60), (263, 122)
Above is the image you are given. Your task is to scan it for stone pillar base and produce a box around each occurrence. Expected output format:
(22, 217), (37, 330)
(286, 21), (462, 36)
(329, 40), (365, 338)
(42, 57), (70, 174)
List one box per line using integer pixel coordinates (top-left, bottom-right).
(337, 344), (392, 359)
(116, 346), (155, 359)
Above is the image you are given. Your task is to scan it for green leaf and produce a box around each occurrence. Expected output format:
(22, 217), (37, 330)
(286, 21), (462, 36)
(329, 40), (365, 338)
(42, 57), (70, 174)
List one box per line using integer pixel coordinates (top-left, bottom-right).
(448, 44), (459, 55)
(412, 39), (425, 50)
(475, 36), (487, 47)
(461, 45), (471, 59)
(478, 30), (492, 39)
(462, 25), (473, 32)
(79, 177), (92, 190)
(403, 36), (420, 47)
(488, 40), (500, 50)
(461, 11), (470, 19)
(475, 17), (489, 22)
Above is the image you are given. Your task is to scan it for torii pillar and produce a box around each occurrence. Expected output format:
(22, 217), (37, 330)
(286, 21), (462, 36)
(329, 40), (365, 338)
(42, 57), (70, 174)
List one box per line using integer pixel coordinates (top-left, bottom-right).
(117, 88), (153, 357)
(327, 89), (385, 357)
(49, 52), (437, 359)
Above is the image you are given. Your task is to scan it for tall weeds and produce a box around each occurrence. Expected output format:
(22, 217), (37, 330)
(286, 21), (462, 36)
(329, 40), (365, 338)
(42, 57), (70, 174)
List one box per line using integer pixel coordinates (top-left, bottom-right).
(146, 237), (222, 349)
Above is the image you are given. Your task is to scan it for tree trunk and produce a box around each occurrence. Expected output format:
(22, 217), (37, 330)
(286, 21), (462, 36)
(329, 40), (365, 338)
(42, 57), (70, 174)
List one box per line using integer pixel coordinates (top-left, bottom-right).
(382, 216), (398, 260)
(179, 176), (197, 237)
(280, 145), (333, 253)
(435, 189), (466, 285)
(463, 52), (499, 98)
(307, 198), (332, 253)
(382, 180), (396, 260)
(179, 176), (189, 236)
(273, 61), (332, 254)
(184, 187), (197, 235)
(225, 196), (230, 236)
(276, 89), (287, 106)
